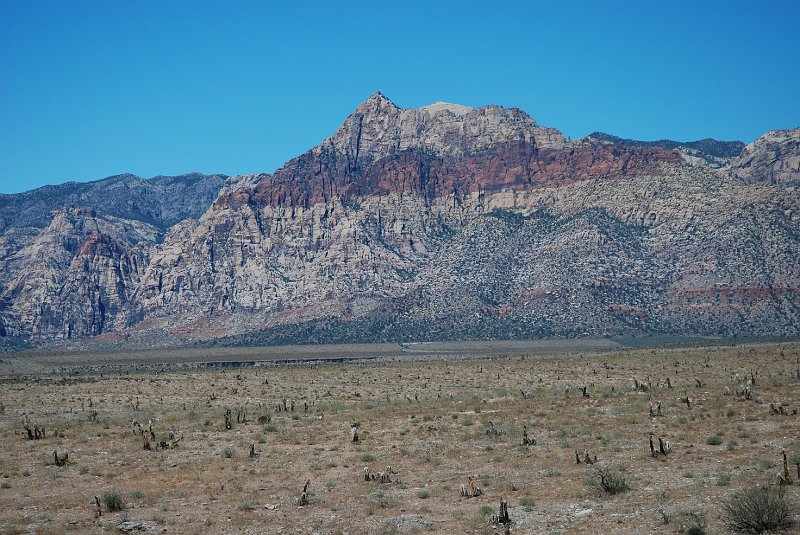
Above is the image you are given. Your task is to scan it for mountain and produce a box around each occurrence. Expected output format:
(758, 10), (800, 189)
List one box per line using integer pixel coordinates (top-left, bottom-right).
(586, 132), (745, 168)
(1, 93), (798, 349)
(0, 172), (227, 233)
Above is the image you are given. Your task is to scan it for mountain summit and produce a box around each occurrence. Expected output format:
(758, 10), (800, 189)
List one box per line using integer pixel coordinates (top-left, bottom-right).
(1, 93), (798, 349)
(319, 92), (566, 170)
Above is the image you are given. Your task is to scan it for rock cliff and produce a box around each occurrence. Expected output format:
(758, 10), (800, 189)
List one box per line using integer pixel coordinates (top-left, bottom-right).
(731, 128), (800, 189)
(0, 207), (155, 338)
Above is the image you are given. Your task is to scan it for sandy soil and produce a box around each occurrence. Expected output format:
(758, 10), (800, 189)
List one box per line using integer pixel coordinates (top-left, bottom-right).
(0, 341), (798, 534)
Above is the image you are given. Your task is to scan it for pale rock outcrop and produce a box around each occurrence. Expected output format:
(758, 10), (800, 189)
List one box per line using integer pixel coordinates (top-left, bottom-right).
(732, 128), (800, 189)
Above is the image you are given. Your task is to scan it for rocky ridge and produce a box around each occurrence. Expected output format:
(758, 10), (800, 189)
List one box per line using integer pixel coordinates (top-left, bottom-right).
(586, 132), (746, 169)
(0, 172), (227, 233)
(0, 93), (798, 348)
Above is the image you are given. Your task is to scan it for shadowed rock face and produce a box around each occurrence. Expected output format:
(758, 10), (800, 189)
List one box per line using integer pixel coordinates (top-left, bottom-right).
(0, 93), (798, 347)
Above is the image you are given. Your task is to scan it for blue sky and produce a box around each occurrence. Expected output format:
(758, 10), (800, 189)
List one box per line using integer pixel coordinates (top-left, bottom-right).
(1, 0), (798, 194)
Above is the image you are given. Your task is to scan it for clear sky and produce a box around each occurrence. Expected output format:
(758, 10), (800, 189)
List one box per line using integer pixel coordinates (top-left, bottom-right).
(1, 0), (799, 194)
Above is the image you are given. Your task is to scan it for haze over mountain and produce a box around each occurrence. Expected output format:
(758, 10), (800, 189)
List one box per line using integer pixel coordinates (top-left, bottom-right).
(1, 93), (798, 350)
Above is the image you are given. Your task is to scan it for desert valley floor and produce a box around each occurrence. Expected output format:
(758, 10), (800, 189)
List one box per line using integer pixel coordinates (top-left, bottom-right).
(0, 340), (798, 534)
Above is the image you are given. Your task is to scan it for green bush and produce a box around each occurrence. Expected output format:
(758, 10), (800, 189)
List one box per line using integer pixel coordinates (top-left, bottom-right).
(597, 468), (629, 495)
(722, 485), (794, 534)
(417, 489), (429, 499)
(706, 435), (723, 445)
(759, 459), (775, 470)
(715, 472), (731, 486)
(102, 490), (126, 512)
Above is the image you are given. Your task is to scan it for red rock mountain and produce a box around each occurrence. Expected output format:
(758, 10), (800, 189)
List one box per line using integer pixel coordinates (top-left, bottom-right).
(1, 93), (798, 349)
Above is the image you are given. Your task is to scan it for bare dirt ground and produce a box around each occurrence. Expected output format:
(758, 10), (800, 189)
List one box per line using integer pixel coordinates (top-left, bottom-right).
(0, 339), (622, 375)
(0, 340), (798, 534)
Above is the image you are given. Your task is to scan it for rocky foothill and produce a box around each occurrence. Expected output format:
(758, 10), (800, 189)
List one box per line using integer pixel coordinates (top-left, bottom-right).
(0, 92), (798, 349)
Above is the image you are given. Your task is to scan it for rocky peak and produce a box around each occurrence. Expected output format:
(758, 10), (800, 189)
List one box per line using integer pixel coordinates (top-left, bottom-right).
(316, 92), (567, 170)
(732, 127), (800, 188)
(225, 94), (676, 210)
(355, 91), (400, 114)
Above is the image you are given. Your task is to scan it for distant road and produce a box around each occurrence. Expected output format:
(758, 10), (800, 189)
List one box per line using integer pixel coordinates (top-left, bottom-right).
(0, 339), (623, 375)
